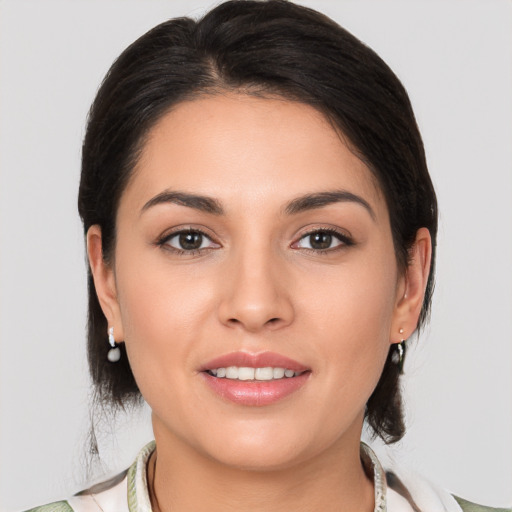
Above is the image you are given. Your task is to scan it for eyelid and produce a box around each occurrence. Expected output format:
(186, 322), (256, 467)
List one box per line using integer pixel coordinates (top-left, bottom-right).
(156, 226), (221, 253)
(155, 225), (353, 255)
(291, 226), (354, 251)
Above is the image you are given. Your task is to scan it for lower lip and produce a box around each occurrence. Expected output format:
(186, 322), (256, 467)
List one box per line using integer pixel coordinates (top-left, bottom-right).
(201, 372), (310, 406)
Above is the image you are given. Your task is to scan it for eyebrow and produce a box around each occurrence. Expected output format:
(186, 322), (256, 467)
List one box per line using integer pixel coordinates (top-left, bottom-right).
(141, 190), (224, 216)
(284, 190), (376, 220)
(141, 188), (375, 220)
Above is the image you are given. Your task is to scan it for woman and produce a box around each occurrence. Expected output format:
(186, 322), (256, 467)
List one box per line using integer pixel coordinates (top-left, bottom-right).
(9, 1), (510, 511)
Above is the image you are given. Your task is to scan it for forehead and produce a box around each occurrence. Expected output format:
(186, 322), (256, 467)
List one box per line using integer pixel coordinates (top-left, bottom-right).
(124, 93), (385, 216)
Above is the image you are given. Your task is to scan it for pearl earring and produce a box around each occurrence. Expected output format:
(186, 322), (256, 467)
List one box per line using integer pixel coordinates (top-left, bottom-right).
(107, 326), (121, 362)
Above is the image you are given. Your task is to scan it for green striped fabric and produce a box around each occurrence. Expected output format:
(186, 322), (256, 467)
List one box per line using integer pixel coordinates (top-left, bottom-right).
(24, 502), (73, 512)
(454, 495), (511, 512)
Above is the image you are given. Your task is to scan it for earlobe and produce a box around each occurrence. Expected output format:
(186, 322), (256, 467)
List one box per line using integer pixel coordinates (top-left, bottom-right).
(86, 225), (124, 340)
(391, 227), (432, 343)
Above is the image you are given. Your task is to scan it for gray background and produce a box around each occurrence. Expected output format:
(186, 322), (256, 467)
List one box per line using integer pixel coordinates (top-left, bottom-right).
(1, 1), (511, 510)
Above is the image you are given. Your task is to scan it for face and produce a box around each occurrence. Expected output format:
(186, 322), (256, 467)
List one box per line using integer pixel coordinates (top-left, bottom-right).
(91, 94), (419, 471)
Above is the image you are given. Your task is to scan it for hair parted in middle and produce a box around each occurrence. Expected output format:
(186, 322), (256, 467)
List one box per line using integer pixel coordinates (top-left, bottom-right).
(78, 0), (437, 444)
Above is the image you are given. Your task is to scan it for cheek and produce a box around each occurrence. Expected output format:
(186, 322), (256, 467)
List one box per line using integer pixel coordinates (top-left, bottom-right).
(300, 250), (397, 395)
(303, 247), (397, 338)
(115, 233), (217, 330)
(112, 248), (219, 402)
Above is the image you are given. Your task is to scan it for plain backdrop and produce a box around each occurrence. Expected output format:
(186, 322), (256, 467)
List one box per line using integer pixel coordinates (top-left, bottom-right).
(1, 1), (511, 510)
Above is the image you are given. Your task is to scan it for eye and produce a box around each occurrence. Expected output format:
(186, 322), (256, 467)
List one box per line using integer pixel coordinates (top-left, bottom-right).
(293, 229), (352, 251)
(159, 229), (220, 253)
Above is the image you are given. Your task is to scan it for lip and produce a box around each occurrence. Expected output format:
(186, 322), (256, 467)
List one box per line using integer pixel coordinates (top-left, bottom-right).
(199, 351), (311, 407)
(200, 351), (309, 373)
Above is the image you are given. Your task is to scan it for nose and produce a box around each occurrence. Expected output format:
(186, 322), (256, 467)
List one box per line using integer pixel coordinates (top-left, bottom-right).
(217, 245), (294, 333)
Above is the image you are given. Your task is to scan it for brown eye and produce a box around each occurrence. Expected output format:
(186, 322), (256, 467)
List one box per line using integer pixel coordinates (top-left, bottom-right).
(178, 232), (204, 250)
(294, 229), (350, 251)
(162, 230), (219, 252)
(309, 232), (333, 250)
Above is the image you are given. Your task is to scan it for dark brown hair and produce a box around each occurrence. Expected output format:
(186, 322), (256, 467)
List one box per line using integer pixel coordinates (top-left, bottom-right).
(78, 0), (437, 443)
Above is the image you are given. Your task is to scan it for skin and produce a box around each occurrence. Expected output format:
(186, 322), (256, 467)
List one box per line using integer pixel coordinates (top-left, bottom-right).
(88, 93), (431, 512)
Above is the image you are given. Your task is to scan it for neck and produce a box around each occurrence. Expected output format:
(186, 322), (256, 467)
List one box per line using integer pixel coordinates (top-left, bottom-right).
(148, 420), (375, 512)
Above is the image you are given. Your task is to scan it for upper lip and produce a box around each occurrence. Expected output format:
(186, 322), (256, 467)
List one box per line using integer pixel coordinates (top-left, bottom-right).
(200, 351), (309, 372)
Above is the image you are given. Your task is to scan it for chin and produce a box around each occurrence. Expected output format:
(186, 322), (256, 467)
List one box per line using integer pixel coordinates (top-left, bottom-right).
(193, 419), (342, 473)
(207, 443), (309, 472)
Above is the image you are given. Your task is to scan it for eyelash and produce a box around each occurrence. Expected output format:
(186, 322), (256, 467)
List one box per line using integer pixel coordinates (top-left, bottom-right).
(156, 227), (354, 256)
(292, 227), (354, 254)
(156, 228), (218, 256)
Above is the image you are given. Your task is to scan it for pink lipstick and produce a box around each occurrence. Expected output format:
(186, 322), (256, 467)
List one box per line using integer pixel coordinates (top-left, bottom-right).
(200, 351), (311, 406)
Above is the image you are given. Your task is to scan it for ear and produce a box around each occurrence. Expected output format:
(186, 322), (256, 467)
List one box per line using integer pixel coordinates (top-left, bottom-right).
(87, 225), (124, 341)
(390, 227), (432, 343)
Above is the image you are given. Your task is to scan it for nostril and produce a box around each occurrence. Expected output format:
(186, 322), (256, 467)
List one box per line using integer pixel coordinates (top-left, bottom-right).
(226, 316), (282, 330)
(264, 318), (283, 329)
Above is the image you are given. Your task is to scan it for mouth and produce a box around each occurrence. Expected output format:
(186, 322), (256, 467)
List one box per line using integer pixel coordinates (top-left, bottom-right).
(200, 352), (311, 406)
(207, 366), (304, 380)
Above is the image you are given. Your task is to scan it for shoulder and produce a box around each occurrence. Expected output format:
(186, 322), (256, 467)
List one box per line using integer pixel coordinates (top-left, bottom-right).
(22, 470), (128, 512)
(385, 468), (511, 512)
(453, 495), (512, 512)
(20, 442), (155, 512)
(23, 502), (74, 512)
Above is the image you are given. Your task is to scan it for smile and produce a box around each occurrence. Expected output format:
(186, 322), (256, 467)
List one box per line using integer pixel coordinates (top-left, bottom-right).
(200, 352), (310, 406)
(207, 367), (303, 380)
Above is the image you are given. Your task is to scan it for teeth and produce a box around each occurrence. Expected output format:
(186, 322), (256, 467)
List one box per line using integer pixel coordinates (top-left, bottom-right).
(226, 366), (238, 379)
(255, 367), (273, 380)
(238, 367), (255, 380)
(208, 366), (301, 380)
(273, 367), (285, 379)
